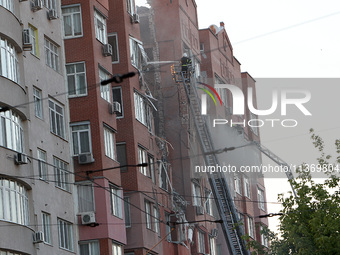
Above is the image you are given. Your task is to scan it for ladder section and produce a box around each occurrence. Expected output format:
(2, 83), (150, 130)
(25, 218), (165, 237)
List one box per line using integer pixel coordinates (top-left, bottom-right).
(177, 70), (248, 255)
(253, 141), (297, 197)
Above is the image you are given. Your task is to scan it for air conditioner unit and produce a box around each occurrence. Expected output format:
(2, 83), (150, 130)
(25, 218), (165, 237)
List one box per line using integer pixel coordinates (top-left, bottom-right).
(48, 9), (58, 20)
(81, 212), (96, 225)
(33, 231), (44, 243)
(78, 153), (94, 164)
(22, 29), (33, 51)
(102, 44), (113, 57)
(196, 205), (204, 215)
(109, 102), (121, 114)
(15, 153), (29, 165)
(211, 228), (218, 237)
(132, 13), (140, 23)
(31, 0), (43, 11)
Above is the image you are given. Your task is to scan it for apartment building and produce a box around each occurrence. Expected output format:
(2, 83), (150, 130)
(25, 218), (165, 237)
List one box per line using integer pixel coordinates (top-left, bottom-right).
(0, 0), (76, 254)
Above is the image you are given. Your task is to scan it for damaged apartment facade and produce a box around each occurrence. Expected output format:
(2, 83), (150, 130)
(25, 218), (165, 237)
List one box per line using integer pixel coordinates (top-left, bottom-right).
(0, 0), (268, 255)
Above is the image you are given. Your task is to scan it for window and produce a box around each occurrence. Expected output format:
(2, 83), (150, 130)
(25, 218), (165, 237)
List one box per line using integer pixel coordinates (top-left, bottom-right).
(247, 216), (254, 238)
(43, 0), (56, 10)
(71, 122), (91, 156)
(66, 62), (87, 97)
(258, 188), (265, 211)
(165, 212), (171, 241)
(192, 181), (201, 206)
(54, 157), (70, 192)
(48, 99), (65, 138)
(79, 240), (100, 255)
(104, 126), (115, 160)
(0, 109), (24, 152)
(112, 243), (122, 255)
(124, 197), (131, 227)
(44, 38), (59, 72)
(148, 155), (155, 183)
(33, 87), (43, 119)
(77, 182), (94, 213)
(237, 212), (245, 234)
(0, 250), (22, 255)
(0, 37), (19, 83)
(0, 178), (29, 225)
(42, 212), (51, 244)
(94, 10), (107, 44)
(129, 37), (145, 69)
(138, 146), (147, 176)
(134, 92), (146, 124)
(62, 5), (82, 38)
(159, 163), (168, 191)
(145, 200), (151, 229)
(205, 190), (213, 216)
(209, 236), (217, 255)
(197, 230), (205, 254)
(260, 226), (269, 247)
(108, 34), (119, 63)
(110, 185), (122, 218)
(38, 149), (47, 180)
(243, 176), (251, 198)
(58, 218), (74, 251)
(126, 0), (135, 15)
(234, 174), (241, 195)
(29, 25), (39, 56)
(99, 67), (111, 102)
(153, 206), (160, 234)
(112, 87), (123, 117)
(0, 0), (14, 12)
(116, 143), (127, 171)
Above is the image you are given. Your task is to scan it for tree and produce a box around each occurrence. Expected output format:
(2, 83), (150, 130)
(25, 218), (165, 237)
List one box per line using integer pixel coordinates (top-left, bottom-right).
(246, 129), (340, 255)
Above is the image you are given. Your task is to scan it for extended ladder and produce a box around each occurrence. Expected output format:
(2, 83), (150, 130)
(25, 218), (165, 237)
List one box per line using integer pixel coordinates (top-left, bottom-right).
(175, 68), (248, 255)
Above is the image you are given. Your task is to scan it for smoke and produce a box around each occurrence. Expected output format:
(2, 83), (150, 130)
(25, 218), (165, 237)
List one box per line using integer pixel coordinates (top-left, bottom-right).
(136, 0), (151, 8)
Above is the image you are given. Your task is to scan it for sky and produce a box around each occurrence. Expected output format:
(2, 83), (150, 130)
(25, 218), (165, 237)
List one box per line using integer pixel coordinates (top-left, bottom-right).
(195, 0), (340, 233)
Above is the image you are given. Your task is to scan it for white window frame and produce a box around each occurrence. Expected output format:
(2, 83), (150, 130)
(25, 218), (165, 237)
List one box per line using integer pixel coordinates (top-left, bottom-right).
(0, 109), (24, 152)
(94, 10), (107, 44)
(112, 86), (123, 118)
(33, 87), (43, 119)
(153, 206), (160, 234)
(247, 216), (254, 238)
(209, 236), (217, 255)
(0, 0), (14, 12)
(71, 122), (92, 156)
(129, 37), (144, 69)
(260, 225), (269, 247)
(48, 99), (65, 138)
(38, 148), (47, 180)
(0, 37), (19, 83)
(108, 33), (119, 63)
(145, 200), (152, 230)
(112, 243), (122, 255)
(243, 176), (251, 199)
(258, 188), (265, 211)
(54, 157), (70, 192)
(234, 174), (241, 195)
(42, 212), (51, 244)
(159, 163), (168, 191)
(104, 125), (115, 160)
(0, 178), (29, 225)
(79, 240), (100, 255)
(99, 67), (111, 102)
(66, 62), (87, 97)
(44, 38), (59, 72)
(44, 0), (56, 10)
(197, 230), (205, 254)
(29, 25), (39, 56)
(62, 5), (83, 38)
(134, 91), (146, 125)
(192, 181), (201, 206)
(77, 182), (95, 213)
(110, 185), (123, 218)
(148, 154), (155, 183)
(138, 146), (147, 176)
(205, 189), (213, 216)
(58, 218), (74, 251)
(126, 0), (135, 15)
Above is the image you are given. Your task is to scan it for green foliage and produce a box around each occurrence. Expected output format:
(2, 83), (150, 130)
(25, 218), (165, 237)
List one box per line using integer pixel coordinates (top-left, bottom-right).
(246, 129), (340, 255)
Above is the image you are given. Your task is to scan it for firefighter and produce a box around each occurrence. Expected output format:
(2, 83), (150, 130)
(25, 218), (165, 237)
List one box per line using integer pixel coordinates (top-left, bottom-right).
(180, 53), (192, 81)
